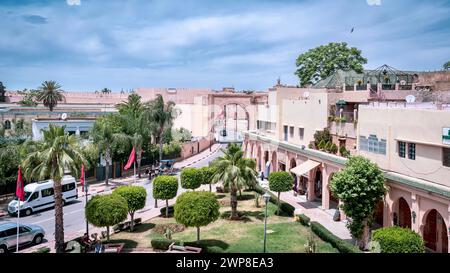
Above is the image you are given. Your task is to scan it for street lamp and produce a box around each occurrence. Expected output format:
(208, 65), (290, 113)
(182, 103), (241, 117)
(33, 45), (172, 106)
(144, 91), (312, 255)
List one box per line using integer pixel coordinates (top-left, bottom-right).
(263, 191), (271, 253)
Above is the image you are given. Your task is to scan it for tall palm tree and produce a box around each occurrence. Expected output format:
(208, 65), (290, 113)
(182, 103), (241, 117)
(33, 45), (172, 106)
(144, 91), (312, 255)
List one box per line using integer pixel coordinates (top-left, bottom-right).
(36, 81), (65, 111)
(146, 94), (178, 161)
(212, 143), (257, 219)
(21, 124), (87, 253)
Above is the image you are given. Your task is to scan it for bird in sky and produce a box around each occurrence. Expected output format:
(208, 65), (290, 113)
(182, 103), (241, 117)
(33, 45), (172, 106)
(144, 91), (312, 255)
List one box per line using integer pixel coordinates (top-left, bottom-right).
(350, 27), (355, 33)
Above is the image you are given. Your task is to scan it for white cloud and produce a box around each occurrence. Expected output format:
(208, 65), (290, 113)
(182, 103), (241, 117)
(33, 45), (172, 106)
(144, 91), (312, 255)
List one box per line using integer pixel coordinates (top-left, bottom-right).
(66, 0), (81, 6)
(367, 0), (382, 6)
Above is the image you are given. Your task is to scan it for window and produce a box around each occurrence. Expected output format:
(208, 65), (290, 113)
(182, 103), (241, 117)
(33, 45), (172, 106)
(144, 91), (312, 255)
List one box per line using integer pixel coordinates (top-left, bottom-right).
(359, 136), (368, 151)
(368, 135), (379, 153)
(41, 188), (54, 198)
(19, 226), (31, 234)
(0, 231), (7, 239)
(408, 143), (416, 160)
(289, 126), (294, 138)
(4, 120), (11, 130)
(359, 135), (386, 155)
(62, 183), (76, 192)
(28, 192), (39, 201)
(398, 141), (406, 158)
(4, 228), (17, 237)
(379, 139), (387, 155)
(299, 128), (304, 140)
(443, 148), (450, 167)
(284, 125), (288, 141)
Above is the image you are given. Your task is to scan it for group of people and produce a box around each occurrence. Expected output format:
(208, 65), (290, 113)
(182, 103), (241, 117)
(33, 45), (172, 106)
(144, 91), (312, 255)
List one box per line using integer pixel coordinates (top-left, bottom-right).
(81, 233), (104, 253)
(145, 160), (175, 180)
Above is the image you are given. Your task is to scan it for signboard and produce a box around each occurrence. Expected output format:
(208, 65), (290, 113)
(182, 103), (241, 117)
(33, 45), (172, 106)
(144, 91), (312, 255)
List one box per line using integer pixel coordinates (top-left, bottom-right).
(443, 128), (450, 145)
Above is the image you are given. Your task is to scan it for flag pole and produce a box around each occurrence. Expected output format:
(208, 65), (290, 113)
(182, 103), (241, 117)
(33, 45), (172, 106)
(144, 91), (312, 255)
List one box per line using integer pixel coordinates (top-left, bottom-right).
(85, 170), (89, 236)
(16, 201), (20, 253)
(133, 161), (136, 184)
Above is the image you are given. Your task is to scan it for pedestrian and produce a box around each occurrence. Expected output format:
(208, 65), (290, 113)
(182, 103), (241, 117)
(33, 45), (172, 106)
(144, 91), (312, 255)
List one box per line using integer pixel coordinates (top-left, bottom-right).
(94, 239), (103, 253)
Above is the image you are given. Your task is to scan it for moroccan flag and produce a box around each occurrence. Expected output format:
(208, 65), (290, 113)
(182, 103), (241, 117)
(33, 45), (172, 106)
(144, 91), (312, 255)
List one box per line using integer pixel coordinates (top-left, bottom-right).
(80, 164), (86, 192)
(124, 147), (136, 170)
(16, 166), (25, 202)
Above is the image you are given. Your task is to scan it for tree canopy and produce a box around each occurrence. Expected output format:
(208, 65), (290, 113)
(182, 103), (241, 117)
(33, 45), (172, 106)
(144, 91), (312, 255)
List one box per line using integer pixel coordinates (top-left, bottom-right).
(113, 185), (147, 231)
(295, 42), (367, 87)
(180, 168), (202, 190)
(153, 175), (179, 217)
(268, 171), (294, 214)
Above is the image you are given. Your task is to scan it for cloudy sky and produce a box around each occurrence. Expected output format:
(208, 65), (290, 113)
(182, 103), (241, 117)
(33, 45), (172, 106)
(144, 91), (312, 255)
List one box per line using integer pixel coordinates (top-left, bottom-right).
(0, 0), (449, 91)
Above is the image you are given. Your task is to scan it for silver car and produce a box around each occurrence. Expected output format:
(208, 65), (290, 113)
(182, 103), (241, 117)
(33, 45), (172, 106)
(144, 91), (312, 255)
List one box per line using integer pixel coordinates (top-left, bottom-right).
(0, 222), (45, 253)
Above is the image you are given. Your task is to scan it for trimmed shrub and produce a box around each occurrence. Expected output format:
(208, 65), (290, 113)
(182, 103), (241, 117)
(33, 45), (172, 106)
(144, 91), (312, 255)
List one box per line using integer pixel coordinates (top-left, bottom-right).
(151, 238), (180, 250)
(310, 221), (362, 253)
(33, 247), (51, 253)
(296, 214), (310, 226)
(180, 168), (202, 190)
(159, 205), (174, 216)
(199, 166), (217, 191)
(153, 175), (179, 217)
(113, 185), (147, 231)
(253, 184), (294, 216)
(372, 226), (425, 253)
(318, 140), (326, 150)
(174, 191), (220, 242)
(330, 143), (338, 154)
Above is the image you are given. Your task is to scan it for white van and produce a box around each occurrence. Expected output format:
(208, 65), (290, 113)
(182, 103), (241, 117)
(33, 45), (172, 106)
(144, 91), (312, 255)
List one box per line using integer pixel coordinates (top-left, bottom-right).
(7, 175), (78, 216)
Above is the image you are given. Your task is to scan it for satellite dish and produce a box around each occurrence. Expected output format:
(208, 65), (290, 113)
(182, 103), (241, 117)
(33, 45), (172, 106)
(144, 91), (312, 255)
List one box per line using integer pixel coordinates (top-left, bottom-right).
(400, 80), (406, 85)
(302, 92), (310, 99)
(405, 95), (416, 103)
(61, 113), (68, 120)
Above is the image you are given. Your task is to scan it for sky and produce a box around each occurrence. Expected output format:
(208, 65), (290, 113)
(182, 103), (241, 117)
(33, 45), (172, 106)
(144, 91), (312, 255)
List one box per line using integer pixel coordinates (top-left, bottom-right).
(0, 0), (449, 92)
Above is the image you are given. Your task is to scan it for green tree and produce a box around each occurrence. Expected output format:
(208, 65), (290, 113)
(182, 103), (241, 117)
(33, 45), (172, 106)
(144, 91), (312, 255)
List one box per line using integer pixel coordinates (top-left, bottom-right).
(443, 61), (450, 71)
(372, 226), (424, 253)
(85, 194), (128, 241)
(268, 172), (294, 215)
(295, 42), (367, 87)
(36, 81), (65, 111)
(314, 128), (332, 148)
(21, 125), (87, 252)
(330, 156), (387, 250)
(172, 127), (192, 142)
(211, 143), (257, 219)
(174, 191), (220, 242)
(145, 94), (179, 161)
(152, 175), (179, 218)
(79, 142), (100, 170)
(17, 89), (39, 107)
(199, 166), (217, 192)
(113, 185), (147, 231)
(180, 168), (202, 190)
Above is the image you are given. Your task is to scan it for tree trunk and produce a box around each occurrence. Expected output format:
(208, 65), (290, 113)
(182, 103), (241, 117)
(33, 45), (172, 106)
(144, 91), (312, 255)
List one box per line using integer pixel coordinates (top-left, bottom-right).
(166, 199), (169, 218)
(137, 149), (142, 178)
(230, 187), (238, 219)
(130, 212), (135, 232)
(159, 134), (163, 161)
(196, 227), (200, 243)
(53, 178), (65, 253)
(107, 226), (110, 242)
(154, 198), (158, 208)
(209, 184), (212, 192)
(357, 220), (371, 250)
(277, 192), (281, 215)
(105, 146), (111, 186)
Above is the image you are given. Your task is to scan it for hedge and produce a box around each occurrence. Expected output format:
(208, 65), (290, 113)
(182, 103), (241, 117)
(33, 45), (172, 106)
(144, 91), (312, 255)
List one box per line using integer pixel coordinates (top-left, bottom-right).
(33, 247), (51, 253)
(296, 214), (310, 226)
(310, 221), (362, 253)
(160, 205), (174, 216)
(113, 218), (143, 233)
(151, 238), (180, 250)
(253, 184), (295, 216)
(372, 226), (425, 253)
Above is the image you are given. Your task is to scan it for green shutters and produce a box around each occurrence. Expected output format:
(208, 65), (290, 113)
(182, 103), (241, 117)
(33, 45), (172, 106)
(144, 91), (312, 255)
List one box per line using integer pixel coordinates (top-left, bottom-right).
(398, 141), (406, 158)
(408, 143), (416, 160)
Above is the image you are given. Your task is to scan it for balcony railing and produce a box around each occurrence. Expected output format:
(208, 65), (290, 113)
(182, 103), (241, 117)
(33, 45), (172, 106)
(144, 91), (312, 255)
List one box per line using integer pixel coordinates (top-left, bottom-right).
(399, 85), (413, 90)
(382, 84), (395, 90)
(356, 85), (367, 91)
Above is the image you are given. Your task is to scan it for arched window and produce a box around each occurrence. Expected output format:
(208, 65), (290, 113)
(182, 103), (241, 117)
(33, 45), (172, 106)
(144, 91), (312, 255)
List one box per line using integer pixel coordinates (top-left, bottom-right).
(4, 120), (11, 130)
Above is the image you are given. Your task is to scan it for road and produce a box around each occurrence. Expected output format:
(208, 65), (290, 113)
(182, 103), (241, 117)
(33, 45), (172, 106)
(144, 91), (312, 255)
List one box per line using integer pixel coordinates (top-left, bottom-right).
(0, 145), (225, 248)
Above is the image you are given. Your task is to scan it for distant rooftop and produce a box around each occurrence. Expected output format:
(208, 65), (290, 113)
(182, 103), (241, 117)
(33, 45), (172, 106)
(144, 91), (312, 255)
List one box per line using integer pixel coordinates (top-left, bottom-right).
(361, 101), (450, 111)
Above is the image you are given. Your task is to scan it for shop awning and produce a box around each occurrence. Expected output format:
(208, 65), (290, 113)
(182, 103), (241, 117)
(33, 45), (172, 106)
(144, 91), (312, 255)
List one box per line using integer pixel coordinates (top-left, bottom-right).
(336, 99), (347, 105)
(289, 160), (321, 177)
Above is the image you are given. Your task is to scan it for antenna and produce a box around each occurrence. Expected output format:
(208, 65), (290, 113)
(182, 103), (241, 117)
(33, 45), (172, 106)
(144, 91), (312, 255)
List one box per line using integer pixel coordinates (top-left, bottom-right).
(405, 95), (416, 103)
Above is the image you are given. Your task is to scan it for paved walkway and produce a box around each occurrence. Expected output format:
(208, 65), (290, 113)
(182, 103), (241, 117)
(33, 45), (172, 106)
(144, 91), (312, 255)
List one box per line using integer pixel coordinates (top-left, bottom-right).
(18, 144), (223, 253)
(259, 179), (353, 242)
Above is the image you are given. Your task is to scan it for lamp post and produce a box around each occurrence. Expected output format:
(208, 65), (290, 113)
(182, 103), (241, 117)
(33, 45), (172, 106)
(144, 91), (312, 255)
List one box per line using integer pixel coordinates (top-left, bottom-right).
(263, 191), (271, 253)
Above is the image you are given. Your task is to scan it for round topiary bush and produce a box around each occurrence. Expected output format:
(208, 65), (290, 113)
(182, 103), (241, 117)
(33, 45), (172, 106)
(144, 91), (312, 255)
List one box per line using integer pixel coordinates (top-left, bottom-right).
(268, 171), (294, 215)
(180, 168), (202, 190)
(174, 191), (220, 242)
(199, 166), (217, 191)
(372, 226), (425, 253)
(113, 185), (147, 231)
(153, 175), (179, 217)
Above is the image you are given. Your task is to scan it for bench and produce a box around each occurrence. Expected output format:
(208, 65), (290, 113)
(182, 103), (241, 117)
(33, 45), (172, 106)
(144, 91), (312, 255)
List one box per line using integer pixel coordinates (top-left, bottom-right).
(167, 243), (202, 253)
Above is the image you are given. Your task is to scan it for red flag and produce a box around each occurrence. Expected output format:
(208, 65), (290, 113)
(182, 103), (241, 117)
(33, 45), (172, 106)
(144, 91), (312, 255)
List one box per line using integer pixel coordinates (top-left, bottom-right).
(80, 164), (85, 192)
(16, 166), (25, 202)
(124, 147), (136, 170)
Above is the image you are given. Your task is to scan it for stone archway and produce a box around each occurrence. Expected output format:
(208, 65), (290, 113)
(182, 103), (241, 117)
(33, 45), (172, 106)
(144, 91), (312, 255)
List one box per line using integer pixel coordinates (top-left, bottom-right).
(397, 197), (412, 229)
(314, 169), (322, 200)
(327, 173), (338, 209)
(423, 209), (448, 253)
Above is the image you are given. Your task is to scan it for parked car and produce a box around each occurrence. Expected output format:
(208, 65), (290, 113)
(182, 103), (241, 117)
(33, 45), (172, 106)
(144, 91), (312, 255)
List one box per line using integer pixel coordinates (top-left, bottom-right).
(0, 222), (45, 253)
(8, 175), (78, 217)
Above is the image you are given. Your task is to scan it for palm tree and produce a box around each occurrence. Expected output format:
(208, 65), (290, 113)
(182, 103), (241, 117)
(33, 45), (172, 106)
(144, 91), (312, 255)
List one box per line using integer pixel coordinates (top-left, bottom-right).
(146, 94), (178, 161)
(101, 88), (111, 94)
(212, 143), (257, 219)
(36, 81), (65, 111)
(21, 124), (87, 253)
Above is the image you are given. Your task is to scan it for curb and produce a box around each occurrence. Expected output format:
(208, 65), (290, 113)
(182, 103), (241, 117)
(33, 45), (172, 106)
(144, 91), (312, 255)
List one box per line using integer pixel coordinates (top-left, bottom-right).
(179, 144), (221, 169)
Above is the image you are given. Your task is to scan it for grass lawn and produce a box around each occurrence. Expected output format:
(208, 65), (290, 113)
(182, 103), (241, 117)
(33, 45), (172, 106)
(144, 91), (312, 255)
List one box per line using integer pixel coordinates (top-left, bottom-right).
(110, 191), (338, 253)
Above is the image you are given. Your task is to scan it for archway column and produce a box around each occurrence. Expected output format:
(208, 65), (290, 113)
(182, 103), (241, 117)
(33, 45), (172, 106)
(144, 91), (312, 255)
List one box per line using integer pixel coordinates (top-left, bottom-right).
(411, 193), (420, 233)
(321, 165), (330, 210)
(307, 168), (316, 202)
(339, 200), (347, 221)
